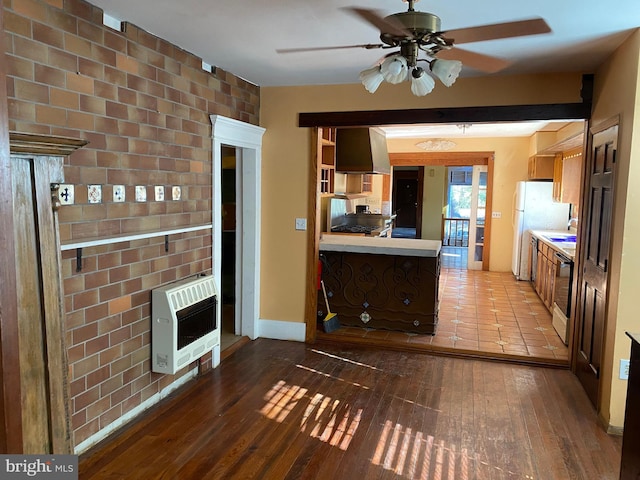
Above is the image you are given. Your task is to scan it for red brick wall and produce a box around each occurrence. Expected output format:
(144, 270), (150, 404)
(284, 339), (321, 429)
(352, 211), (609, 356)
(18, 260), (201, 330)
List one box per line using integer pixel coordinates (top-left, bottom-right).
(4, 0), (259, 447)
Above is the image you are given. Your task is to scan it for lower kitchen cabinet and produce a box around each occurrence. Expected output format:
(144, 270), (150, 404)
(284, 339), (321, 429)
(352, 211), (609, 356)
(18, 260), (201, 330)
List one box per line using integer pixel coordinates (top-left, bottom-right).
(534, 240), (558, 312)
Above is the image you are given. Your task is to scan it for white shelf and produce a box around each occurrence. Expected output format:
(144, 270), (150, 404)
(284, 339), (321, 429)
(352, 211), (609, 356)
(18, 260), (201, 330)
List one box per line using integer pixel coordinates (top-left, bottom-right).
(61, 224), (213, 251)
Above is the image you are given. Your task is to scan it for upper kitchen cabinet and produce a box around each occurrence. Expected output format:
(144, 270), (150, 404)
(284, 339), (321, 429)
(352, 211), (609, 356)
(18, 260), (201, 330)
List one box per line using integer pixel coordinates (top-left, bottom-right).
(318, 127), (335, 195)
(553, 147), (583, 205)
(527, 155), (555, 180)
(346, 173), (373, 194)
(335, 127), (391, 175)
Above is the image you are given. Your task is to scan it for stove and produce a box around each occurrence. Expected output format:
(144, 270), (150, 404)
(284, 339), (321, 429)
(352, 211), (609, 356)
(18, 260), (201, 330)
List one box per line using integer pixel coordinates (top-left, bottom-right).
(331, 225), (377, 234)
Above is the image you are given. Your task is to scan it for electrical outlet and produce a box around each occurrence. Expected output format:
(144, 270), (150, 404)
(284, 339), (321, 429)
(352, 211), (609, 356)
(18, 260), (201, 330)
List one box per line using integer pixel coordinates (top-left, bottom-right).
(492, 211), (502, 219)
(295, 218), (307, 231)
(620, 359), (630, 380)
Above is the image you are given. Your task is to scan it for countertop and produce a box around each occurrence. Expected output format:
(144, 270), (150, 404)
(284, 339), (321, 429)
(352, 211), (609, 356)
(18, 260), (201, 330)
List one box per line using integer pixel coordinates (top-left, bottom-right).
(319, 235), (441, 257)
(530, 229), (577, 260)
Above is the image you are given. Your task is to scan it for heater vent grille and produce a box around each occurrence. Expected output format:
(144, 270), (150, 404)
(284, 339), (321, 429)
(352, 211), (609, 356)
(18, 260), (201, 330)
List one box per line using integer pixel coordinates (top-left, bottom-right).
(151, 275), (219, 374)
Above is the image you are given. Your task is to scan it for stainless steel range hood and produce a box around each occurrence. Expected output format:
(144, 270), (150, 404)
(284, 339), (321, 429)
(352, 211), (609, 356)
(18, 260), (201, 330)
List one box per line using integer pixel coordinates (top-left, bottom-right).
(335, 127), (391, 174)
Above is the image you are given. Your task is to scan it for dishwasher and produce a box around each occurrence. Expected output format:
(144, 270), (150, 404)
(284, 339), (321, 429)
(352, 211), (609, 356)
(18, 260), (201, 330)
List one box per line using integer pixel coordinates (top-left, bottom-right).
(552, 251), (574, 345)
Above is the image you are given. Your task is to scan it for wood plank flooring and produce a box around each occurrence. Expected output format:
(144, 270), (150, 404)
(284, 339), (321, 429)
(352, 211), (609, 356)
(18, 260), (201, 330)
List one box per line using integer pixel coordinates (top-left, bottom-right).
(79, 339), (621, 479)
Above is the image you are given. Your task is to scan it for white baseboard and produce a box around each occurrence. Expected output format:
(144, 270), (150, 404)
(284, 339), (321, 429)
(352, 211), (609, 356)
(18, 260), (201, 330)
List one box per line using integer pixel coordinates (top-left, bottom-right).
(257, 319), (305, 342)
(73, 368), (198, 455)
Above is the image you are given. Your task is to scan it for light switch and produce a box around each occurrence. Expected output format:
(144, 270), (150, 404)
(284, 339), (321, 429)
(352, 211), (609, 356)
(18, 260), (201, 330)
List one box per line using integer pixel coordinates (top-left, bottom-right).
(492, 212), (502, 219)
(295, 218), (307, 231)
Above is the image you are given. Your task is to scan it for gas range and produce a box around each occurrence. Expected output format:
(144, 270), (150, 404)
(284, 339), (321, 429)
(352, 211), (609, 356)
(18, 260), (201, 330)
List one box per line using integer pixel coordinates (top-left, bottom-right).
(330, 224), (390, 237)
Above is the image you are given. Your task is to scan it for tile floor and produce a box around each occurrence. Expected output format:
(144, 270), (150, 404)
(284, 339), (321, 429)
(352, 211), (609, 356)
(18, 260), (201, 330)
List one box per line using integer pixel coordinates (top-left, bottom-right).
(325, 246), (569, 364)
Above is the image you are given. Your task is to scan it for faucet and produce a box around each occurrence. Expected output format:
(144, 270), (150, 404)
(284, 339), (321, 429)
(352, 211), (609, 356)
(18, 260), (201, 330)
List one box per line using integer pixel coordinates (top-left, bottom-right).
(568, 217), (579, 229)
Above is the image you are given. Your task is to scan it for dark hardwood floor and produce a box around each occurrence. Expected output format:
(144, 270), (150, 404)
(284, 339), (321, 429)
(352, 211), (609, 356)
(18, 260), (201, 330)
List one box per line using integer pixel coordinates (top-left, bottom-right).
(79, 339), (621, 479)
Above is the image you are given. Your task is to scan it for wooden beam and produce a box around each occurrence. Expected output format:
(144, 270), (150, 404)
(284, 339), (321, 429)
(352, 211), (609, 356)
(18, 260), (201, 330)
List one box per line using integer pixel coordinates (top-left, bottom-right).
(299, 103), (591, 128)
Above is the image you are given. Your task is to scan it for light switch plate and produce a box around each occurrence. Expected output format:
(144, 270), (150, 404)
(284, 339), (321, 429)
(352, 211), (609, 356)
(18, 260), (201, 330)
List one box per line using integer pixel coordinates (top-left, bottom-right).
(295, 218), (307, 231)
(620, 359), (630, 380)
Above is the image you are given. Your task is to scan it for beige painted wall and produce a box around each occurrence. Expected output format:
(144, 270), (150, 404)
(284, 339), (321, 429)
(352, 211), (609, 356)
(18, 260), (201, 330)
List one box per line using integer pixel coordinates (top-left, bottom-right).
(259, 72), (583, 324)
(387, 136), (532, 272)
(589, 29), (640, 429)
(421, 166), (446, 240)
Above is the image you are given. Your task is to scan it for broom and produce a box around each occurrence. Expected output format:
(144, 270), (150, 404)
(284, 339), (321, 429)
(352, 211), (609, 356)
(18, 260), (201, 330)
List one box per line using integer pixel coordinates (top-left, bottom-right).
(320, 280), (340, 333)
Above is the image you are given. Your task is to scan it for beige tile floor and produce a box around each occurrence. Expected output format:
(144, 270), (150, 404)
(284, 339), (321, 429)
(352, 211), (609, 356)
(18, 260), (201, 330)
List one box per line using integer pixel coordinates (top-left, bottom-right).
(327, 246), (569, 363)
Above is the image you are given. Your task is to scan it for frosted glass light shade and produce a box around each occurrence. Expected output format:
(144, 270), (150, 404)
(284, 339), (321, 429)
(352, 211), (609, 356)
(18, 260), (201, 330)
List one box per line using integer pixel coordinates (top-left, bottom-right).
(410, 68), (435, 96)
(430, 59), (462, 87)
(380, 55), (408, 84)
(359, 65), (384, 93)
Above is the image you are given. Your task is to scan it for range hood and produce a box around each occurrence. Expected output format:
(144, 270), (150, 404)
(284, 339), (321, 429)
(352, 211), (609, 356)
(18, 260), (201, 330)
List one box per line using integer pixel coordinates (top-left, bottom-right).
(335, 127), (391, 174)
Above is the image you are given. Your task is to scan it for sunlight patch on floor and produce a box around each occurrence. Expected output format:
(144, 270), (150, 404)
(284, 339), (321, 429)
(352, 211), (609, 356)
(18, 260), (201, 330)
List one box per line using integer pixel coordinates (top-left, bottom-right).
(371, 420), (536, 479)
(260, 381), (363, 451)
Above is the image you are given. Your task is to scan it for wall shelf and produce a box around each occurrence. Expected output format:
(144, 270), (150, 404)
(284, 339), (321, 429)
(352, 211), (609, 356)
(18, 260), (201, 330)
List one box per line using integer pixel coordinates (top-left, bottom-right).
(61, 224), (213, 272)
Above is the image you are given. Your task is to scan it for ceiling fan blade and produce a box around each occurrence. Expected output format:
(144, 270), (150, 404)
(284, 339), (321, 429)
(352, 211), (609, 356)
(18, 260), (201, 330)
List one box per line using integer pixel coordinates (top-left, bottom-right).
(436, 48), (512, 73)
(277, 44), (383, 54)
(342, 7), (411, 38)
(442, 18), (551, 45)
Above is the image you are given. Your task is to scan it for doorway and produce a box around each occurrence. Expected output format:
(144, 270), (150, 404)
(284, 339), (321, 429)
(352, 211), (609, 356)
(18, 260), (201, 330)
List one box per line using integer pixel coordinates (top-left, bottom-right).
(392, 168), (423, 238)
(211, 115), (265, 364)
(220, 146), (240, 350)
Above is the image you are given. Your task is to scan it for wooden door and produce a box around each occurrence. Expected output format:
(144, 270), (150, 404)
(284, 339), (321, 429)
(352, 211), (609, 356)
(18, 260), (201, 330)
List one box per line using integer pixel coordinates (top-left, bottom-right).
(575, 123), (617, 408)
(392, 169), (423, 234)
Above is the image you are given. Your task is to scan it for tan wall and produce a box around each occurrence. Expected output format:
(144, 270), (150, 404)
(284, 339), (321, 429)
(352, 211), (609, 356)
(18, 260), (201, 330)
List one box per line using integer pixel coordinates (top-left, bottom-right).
(5, 0), (259, 447)
(590, 29), (640, 429)
(387, 136), (531, 272)
(260, 72), (584, 323)
(421, 166), (446, 240)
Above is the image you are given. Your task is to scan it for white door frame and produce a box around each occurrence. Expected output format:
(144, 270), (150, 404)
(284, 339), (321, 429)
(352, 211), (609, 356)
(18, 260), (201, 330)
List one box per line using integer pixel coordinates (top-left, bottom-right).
(467, 164), (487, 270)
(211, 116), (265, 345)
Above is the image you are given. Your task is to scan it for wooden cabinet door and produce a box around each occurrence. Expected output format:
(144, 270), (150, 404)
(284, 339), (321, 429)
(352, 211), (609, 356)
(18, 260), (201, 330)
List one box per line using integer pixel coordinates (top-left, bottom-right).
(575, 123), (617, 409)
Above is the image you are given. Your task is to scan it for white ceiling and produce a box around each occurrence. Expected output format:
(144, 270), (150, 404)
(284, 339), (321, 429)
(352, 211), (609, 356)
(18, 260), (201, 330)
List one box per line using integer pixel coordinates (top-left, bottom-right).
(86, 1), (635, 139)
(88, 0), (639, 88)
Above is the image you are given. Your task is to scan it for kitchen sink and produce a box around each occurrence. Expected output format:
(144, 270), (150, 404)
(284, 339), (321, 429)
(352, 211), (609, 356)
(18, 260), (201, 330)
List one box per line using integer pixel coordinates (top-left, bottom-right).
(544, 234), (577, 243)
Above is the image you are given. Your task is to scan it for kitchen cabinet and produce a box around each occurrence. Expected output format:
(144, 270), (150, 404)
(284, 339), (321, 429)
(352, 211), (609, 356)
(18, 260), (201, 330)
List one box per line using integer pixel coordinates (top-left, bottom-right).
(553, 147), (583, 205)
(528, 155), (555, 180)
(318, 127), (335, 194)
(346, 173), (373, 194)
(534, 240), (558, 312)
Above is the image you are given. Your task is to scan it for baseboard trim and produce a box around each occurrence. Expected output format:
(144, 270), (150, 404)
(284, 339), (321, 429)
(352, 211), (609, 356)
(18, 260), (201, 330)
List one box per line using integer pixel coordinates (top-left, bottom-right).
(258, 319), (305, 342)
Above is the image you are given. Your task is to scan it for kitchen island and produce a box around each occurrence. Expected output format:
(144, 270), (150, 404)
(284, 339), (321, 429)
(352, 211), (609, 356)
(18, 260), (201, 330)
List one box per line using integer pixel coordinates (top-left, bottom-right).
(319, 235), (441, 334)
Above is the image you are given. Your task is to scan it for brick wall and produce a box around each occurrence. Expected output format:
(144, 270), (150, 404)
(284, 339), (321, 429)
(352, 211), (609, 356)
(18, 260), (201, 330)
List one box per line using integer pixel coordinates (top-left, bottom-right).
(4, 0), (259, 447)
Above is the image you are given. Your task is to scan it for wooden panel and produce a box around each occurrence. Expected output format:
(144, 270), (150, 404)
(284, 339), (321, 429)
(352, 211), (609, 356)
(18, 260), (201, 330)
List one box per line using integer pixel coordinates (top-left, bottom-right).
(12, 158), (51, 454)
(320, 251), (440, 334)
(0, 0), (23, 454)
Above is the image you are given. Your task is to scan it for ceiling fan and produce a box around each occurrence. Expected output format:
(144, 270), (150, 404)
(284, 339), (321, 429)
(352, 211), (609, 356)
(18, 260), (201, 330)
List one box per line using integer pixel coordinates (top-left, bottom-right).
(277, 0), (551, 96)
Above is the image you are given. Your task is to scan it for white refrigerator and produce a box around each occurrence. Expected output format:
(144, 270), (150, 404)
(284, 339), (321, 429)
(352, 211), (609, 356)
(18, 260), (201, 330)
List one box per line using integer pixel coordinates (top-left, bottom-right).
(512, 181), (570, 280)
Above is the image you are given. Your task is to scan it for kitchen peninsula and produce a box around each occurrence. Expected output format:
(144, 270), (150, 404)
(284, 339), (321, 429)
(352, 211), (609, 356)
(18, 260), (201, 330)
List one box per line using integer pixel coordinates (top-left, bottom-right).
(319, 235), (441, 334)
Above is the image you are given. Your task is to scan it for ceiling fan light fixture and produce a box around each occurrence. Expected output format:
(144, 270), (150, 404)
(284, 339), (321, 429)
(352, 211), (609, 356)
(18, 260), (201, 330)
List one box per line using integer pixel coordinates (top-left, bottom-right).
(410, 67), (435, 96)
(380, 54), (408, 84)
(359, 65), (385, 93)
(430, 58), (462, 87)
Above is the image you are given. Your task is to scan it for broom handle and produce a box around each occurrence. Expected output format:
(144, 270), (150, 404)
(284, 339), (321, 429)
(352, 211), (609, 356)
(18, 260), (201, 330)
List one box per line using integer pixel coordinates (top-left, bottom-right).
(321, 281), (332, 315)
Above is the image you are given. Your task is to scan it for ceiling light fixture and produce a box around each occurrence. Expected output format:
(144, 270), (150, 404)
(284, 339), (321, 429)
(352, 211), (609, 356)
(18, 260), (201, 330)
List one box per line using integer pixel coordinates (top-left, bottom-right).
(360, 57), (461, 96)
